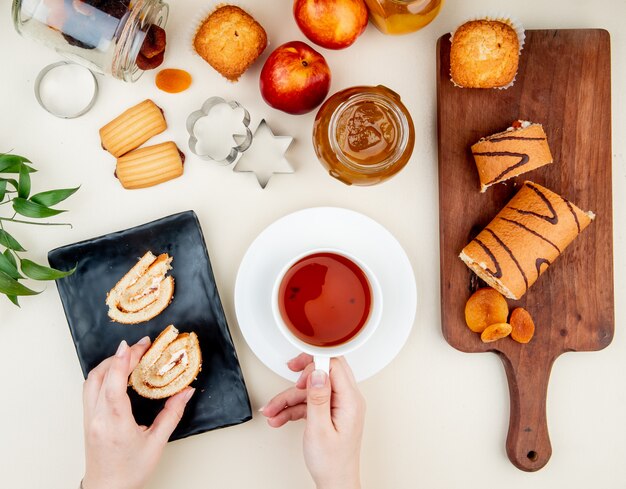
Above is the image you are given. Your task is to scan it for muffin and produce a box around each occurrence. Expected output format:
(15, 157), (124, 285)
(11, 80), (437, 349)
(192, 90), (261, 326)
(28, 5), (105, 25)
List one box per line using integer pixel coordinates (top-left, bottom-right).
(472, 120), (553, 192)
(450, 19), (520, 88)
(193, 5), (267, 82)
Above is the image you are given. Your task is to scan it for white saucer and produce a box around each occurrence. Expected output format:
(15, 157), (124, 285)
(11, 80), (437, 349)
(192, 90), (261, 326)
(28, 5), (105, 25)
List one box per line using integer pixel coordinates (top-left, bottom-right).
(234, 207), (417, 382)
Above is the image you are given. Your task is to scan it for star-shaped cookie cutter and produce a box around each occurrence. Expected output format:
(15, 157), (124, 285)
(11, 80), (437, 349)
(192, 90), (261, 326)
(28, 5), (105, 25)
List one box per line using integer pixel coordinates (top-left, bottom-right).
(233, 119), (294, 189)
(186, 97), (253, 165)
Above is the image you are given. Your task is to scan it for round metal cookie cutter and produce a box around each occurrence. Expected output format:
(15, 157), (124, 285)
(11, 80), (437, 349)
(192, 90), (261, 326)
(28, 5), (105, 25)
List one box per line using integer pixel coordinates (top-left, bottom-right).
(34, 61), (98, 119)
(186, 97), (253, 165)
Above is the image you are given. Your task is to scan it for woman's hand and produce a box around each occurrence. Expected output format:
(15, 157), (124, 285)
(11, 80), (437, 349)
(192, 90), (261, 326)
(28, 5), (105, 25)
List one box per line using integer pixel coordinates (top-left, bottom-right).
(260, 354), (366, 489)
(82, 338), (195, 489)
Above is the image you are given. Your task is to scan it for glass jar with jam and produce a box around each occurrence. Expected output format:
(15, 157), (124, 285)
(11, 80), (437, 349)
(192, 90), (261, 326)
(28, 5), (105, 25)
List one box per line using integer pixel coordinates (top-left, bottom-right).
(312, 85), (415, 186)
(364, 0), (443, 35)
(12, 0), (168, 82)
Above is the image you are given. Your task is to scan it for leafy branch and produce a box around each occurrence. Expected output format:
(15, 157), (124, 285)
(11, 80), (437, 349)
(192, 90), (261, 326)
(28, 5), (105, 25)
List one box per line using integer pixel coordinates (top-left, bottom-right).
(0, 153), (78, 306)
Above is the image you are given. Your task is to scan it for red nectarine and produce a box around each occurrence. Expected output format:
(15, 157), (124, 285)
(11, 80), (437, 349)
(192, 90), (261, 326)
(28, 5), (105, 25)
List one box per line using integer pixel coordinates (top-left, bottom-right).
(259, 41), (331, 115)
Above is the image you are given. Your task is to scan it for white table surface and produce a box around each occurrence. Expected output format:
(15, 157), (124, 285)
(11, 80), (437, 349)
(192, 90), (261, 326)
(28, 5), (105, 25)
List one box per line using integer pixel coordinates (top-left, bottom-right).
(1, 1), (624, 488)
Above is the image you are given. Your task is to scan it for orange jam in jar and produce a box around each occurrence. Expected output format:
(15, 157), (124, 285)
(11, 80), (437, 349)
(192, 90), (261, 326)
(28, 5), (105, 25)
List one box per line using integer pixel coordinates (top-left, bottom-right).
(313, 85), (415, 186)
(364, 0), (443, 35)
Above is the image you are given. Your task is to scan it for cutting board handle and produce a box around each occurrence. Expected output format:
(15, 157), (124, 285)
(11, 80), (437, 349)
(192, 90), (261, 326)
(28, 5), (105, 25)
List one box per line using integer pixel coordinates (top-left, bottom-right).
(501, 353), (557, 471)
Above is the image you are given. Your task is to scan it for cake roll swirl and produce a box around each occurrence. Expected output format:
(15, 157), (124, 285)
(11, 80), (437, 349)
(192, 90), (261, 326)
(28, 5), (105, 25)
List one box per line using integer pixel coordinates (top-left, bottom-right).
(459, 181), (594, 300)
(130, 325), (202, 399)
(472, 121), (553, 192)
(106, 252), (174, 324)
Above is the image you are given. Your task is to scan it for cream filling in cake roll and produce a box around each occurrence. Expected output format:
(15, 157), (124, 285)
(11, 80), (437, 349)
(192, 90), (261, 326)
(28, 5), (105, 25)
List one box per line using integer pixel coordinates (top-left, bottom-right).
(459, 181), (594, 300)
(106, 252), (174, 324)
(471, 122), (553, 192)
(130, 325), (202, 399)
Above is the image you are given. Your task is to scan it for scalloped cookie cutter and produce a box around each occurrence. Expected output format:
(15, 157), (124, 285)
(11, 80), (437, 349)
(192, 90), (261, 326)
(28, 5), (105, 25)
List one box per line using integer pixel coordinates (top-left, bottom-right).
(186, 97), (253, 165)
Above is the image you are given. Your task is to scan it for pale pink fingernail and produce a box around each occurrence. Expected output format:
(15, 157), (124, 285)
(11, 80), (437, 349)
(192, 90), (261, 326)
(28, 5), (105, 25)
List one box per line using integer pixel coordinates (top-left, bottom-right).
(258, 405), (266, 413)
(115, 340), (128, 358)
(311, 370), (327, 388)
(137, 336), (150, 345)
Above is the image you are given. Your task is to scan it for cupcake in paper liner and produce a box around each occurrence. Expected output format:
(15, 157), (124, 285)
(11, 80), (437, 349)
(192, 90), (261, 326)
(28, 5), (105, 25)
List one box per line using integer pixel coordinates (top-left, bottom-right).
(449, 14), (525, 89)
(190, 3), (268, 82)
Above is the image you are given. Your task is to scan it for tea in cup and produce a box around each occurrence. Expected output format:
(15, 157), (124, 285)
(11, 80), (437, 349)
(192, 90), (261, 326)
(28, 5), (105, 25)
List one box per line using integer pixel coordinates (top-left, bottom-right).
(271, 249), (382, 372)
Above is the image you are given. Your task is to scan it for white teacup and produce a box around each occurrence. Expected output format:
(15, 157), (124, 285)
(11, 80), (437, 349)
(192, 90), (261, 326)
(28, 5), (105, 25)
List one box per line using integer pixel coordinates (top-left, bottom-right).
(271, 248), (383, 373)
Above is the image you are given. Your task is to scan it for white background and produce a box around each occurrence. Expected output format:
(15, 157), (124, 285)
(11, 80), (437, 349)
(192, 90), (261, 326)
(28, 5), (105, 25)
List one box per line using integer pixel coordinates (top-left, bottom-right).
(1, 0), (625, 487)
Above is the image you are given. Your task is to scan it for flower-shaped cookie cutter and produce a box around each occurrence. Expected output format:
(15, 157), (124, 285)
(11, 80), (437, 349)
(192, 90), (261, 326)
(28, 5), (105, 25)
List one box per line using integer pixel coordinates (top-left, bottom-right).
(186, 97), (253, 165)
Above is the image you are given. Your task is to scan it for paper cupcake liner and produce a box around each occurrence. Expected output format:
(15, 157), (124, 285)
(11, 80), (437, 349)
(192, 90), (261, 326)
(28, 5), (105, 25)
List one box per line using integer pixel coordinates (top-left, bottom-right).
(449, 13), (525, 90)
(188, 2), (269, 83)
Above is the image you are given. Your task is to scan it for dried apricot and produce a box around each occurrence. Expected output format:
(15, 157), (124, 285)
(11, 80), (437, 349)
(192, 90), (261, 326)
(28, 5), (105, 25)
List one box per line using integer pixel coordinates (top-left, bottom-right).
(510, 307), (535, 344)
(480, 323), (512, 343)
(140, 25), (167, 59)
(136, 50), (164, 71)
(464, 288), (509, 333)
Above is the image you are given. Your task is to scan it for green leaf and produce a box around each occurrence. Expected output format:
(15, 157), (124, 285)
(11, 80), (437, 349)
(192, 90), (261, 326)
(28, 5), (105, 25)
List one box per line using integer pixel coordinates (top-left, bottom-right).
(6, 295), (19, 306)
(0, 180), (5, 202)
(0, 154), (30, 163)
(18, 165), (31, 199)
(0, 154), (30, 167)
(0, 156), (36, 174)
(12, 198), (65, 218)
(0, 252), (22, 279)
(0, 270), (40, 296)
(0, 229), (25, 251)
(30, 187), (79, 207)
(0, 177), (19, 190)
(21, 259), (75, 281)
(4, 250), (17, 269)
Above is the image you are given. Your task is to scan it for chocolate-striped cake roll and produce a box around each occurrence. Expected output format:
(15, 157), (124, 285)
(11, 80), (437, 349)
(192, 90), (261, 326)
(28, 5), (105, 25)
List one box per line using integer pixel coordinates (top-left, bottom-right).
(472, 121), (553, 192)
(459, 181), (594, 300)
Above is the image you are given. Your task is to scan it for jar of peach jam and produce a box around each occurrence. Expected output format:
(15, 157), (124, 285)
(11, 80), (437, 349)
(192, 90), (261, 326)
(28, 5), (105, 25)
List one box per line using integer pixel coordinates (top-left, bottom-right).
(312, 85), (415, 186)
(364, 0), (443, 35)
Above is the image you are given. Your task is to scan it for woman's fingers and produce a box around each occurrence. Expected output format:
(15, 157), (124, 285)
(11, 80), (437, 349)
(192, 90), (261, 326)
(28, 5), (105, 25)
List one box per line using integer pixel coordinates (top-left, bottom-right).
(305, 370), (333, 434)
(328, 357), (365, 419)
(287, 353), (314, 372)
(149, 387), (195, 444)
(296, 363), (315, 389)
(267, 404), (307, 428)
(329, 357), (359, 395)
(91, 338), (151, 416)
(84, 337), (151, 413)
(128, 337), (151, 370)
(260, 386), (307, 418)
(100, 341), (132, 407)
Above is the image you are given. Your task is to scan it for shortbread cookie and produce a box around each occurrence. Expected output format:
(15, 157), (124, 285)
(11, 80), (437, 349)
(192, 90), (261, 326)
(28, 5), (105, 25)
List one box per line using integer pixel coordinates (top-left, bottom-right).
(116, 141), (184, 189)
(100, 99), (167, 157)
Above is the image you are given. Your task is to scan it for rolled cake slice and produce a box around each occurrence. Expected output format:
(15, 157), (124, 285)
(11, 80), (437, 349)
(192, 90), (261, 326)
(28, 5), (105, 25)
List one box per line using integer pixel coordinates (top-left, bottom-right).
(471, 121), (553, 192)
(130, 325), (202, 399)
(459, 181), (594, 300)
(106, 252), (174, 324)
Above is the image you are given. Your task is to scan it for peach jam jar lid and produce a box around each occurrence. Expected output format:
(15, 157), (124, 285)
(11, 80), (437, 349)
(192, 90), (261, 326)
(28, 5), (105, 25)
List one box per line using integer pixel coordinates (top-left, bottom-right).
(313, 85), (415, 186)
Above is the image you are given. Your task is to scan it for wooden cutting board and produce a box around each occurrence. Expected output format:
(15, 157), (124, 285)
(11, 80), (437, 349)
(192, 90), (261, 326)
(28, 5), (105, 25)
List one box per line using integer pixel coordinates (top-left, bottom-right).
(437, 29), (614, 472)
